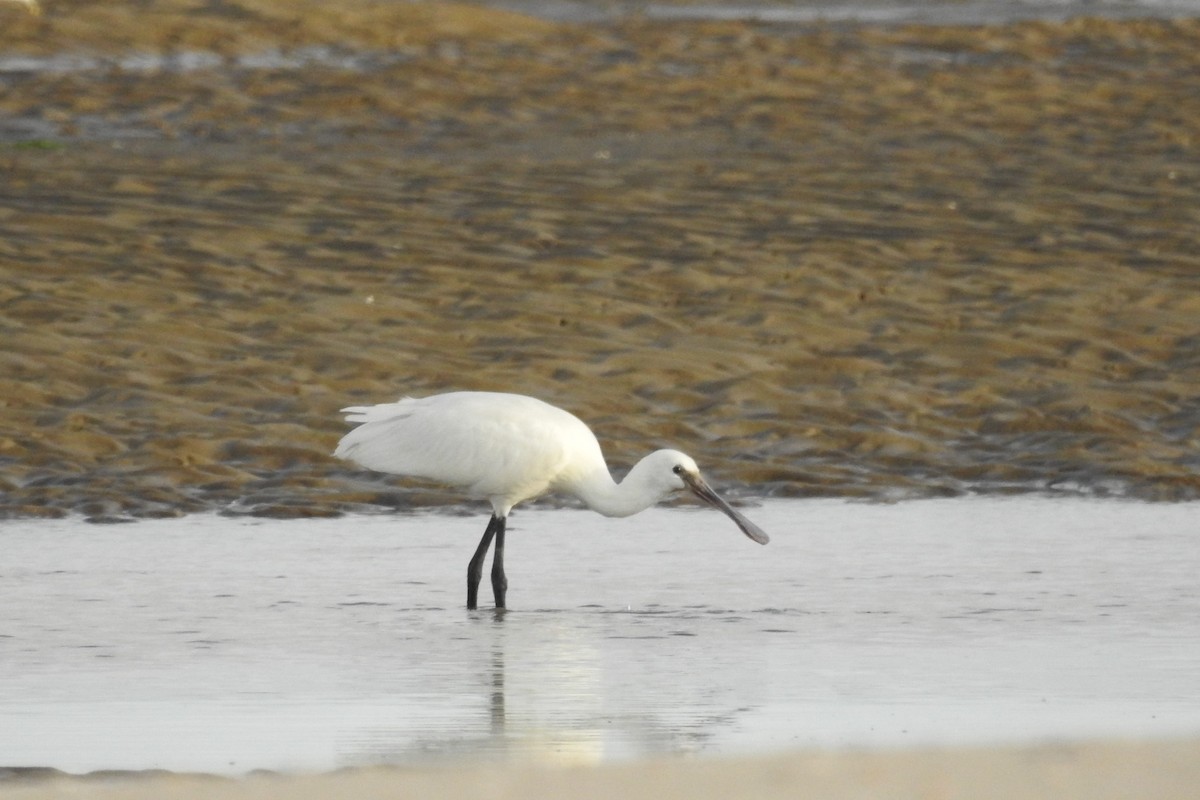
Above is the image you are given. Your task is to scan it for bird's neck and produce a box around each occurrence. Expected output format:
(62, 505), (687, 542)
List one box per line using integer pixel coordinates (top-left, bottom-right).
(571, 462), (667, 518)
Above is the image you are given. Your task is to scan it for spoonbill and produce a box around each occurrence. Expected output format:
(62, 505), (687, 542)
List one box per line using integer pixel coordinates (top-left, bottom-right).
(333, 391), (769, 609)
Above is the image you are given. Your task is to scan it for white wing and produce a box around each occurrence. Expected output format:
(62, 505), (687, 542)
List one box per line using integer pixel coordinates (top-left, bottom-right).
(333, 392), (603, 506)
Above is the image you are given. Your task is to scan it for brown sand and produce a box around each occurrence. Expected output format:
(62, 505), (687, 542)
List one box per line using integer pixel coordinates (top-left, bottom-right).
(3, 738), (1199, 799)
(2, 1), (1199, 519)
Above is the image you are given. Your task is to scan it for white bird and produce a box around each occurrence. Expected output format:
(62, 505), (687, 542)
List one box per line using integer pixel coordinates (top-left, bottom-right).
(334, 391), (769, 609)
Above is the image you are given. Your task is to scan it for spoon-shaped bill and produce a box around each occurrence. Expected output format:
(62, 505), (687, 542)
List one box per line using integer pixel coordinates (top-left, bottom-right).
(681, 472), (769, 545)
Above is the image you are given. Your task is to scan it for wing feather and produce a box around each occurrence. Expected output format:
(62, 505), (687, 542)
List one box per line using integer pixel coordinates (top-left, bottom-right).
(333, 392), (597, 504)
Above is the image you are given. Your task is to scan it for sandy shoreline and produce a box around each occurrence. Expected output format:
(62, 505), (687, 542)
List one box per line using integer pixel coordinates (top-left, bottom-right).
(2, 0), (1199, 519)
(3, 738), (1199, 799)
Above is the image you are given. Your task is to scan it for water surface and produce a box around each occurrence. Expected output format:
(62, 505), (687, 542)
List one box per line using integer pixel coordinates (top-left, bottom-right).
(3, 497), (1197, 774)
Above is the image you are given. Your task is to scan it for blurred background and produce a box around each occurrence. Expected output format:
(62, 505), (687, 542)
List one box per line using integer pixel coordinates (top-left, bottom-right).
(2, 0), (1198, 520)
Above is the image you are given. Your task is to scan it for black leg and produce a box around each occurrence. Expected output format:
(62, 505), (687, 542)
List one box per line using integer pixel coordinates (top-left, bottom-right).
(467, 515), (501, 610)
(491, 517), (507, 609)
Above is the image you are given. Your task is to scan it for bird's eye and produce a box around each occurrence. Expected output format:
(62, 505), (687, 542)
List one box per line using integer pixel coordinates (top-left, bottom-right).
(672, 465), (683, 475)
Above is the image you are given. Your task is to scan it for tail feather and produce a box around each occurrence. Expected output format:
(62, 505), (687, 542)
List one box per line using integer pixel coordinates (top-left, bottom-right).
(339, 396), (415, 425)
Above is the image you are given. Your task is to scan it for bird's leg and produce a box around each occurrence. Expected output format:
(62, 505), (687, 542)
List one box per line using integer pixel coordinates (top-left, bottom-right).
(491, 516), (507, 609)
(467, 515), (501, 610)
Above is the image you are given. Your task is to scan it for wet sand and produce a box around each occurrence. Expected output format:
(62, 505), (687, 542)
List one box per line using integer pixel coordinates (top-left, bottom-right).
(4, 738), (1200, 800)
(3, 2), (1200, 519)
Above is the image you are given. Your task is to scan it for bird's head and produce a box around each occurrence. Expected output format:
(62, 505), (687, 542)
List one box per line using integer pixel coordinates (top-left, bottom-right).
(645, 449), (769, 545)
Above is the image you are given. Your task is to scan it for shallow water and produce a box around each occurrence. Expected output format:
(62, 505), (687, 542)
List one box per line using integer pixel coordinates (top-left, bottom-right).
(3, 497), (1198, 774)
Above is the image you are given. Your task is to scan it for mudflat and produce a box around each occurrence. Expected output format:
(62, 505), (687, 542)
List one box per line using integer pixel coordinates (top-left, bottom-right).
(2, 1), (1199, 519)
